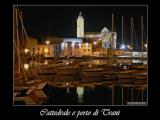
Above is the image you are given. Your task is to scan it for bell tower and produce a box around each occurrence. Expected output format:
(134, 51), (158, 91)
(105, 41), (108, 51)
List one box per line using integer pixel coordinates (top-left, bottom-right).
(77, 11), (84, 38)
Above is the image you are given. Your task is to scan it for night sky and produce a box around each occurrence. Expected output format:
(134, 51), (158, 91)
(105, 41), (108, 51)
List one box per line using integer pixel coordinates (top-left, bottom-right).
(19, 5), (147, 50)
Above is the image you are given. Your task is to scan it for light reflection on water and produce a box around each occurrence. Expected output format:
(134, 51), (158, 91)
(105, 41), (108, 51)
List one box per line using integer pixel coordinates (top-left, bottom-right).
(67, 87), (70, 94)
(28, 59), (147, 105)
(76, 87), (84, 103)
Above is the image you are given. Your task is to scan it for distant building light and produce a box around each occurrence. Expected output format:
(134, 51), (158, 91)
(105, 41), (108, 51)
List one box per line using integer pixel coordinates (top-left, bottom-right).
(24, 48), (29, 54)
(86, 42), (89, 47)
(120, 44), (126, 50)
(66, 61), (69, 65)
(89, 64), (92, 68)
(93, 41), (97, 45)
(46, 40), (50, 45)
(44, 60), (48, 65)
(127, 45), (132, 50)
(44, 48), (49, 53)
(130, 47), (133, 50)
(66, 82), (69, 86)
(24, 63), (29, 71)
(61, 43), (64, 49)
(145, 43), (147, 48)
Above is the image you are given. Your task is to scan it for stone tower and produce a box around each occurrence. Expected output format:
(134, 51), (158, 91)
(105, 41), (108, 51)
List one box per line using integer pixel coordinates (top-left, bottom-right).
(77, 11), (84, 38)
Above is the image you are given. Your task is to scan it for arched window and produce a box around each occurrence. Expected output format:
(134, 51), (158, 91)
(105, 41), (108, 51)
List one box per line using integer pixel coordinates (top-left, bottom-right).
(74, 42), (79, 48)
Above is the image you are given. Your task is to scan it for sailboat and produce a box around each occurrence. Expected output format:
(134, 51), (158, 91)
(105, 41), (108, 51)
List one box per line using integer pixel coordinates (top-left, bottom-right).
(130, 16), (147, 70)
(13, 7), (48, 105)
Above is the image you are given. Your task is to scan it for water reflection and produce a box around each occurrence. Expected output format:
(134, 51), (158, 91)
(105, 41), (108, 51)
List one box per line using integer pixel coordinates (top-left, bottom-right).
(76, 87), (84, 103)
(67, 87), (70, 94)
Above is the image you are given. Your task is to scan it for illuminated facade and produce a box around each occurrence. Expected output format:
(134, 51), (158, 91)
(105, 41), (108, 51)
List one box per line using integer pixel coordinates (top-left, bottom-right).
(80, 43), (92, 56)
(61, 38), (92, 57)
(76, 11), (117, 49)
(84, 32), (101, 39)
(31, 45), (54, 57)
(101, 27), (116, 49)
(45, 37), (62, 58)
(27, 12), (117, 57)
(61, 38), (82, 57)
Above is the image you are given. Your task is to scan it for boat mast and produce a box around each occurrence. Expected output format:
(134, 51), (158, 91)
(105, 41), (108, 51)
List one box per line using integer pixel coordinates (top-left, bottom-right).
(112, 13), (114, 32)
(131, 17), (133, 63)
(17, 9), (29, 48)
(15, 7), (21, 73)
(112, 13), (115, 49)
(141, 16), (144, 62)
(121, 15), (124, 64)
(122, 15), (124, 46)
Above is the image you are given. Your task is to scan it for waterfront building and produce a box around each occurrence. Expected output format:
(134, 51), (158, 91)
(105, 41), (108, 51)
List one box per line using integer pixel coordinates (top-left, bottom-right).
(47, 37), (63, 58)
(76, 12), (117, 49)
(61, 38), (82, 57)
(31, 44), (54, 57)
(26, 37), (38, 49)
(80, 43), (92, 56)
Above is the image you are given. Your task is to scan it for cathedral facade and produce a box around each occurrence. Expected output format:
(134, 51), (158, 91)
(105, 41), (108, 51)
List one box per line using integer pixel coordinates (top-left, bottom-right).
(76, 11), (117, 49)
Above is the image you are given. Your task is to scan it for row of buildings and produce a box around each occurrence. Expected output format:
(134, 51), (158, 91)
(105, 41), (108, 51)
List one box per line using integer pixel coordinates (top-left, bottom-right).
(25, 12), (117, 58)
(25, 12), (147, 58)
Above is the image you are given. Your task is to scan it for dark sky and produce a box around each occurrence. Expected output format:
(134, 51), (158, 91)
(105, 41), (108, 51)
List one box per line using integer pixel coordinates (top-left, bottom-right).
(19, 5), (147, 50)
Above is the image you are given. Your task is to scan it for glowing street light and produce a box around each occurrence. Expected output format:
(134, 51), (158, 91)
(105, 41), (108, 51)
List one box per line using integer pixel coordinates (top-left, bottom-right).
(46, 40), (50, 45)
(66, 82), (69, 86)
(44, 48), (49, 53)
(127, 45), (132, 50)
(86, 42), (89, 47)
(93, 41), (97, 45)
(44, 60), (48, 65)
(24, 63), (29, 71)
(120, 44), (126, 50)
(24, 48), (29, 54)
(145, 43), (147, 48)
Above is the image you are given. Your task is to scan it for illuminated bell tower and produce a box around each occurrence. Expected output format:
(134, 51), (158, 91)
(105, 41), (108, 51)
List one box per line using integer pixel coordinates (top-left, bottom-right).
(77, 11), (84, 38)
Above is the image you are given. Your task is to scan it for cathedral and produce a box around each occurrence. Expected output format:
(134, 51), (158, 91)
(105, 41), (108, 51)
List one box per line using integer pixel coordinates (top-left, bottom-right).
(76, 11), (117, 49)
(29, 11), (117, 58)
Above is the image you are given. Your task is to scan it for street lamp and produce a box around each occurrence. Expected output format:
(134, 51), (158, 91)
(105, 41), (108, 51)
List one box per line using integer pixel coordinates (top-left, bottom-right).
(93, 41), (97, 45)
(46, 40), (50, 45)
(24, 63), (29, 71)
(120, 44), (126, 50)
(144, 43), (147, 48)
(86, 42), (89, 47)
(127, 45), (132, 50)
(24, 48), (29, 54)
